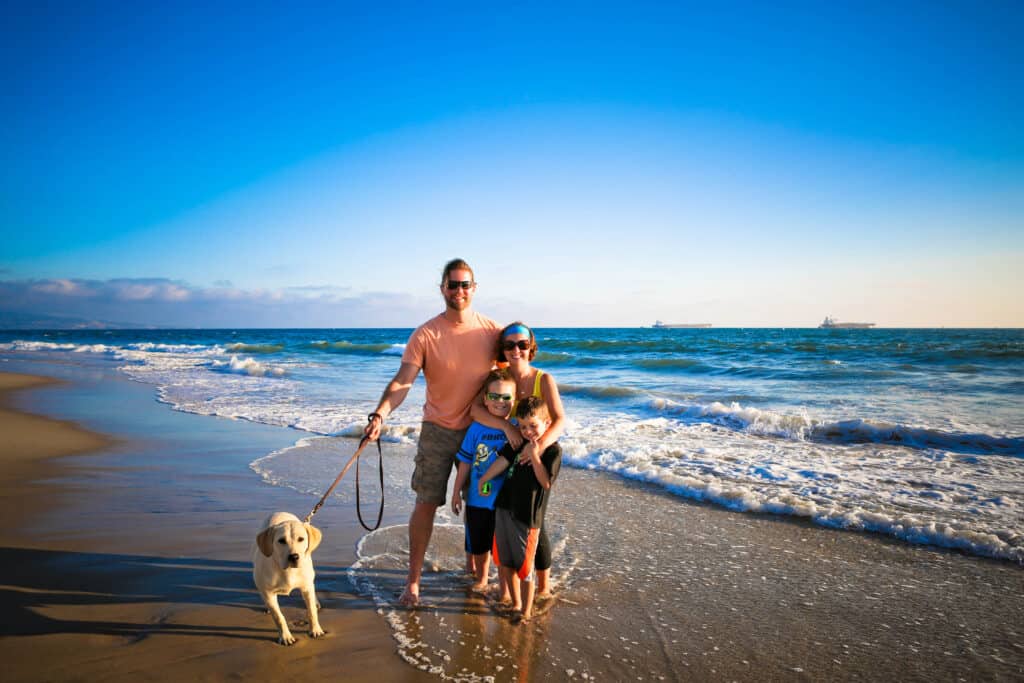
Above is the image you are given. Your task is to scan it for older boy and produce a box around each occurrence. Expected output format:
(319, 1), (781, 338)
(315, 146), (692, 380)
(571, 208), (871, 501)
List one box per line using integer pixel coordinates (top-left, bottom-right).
(477, 396), (561, 623)
(451, 368), (516, 592)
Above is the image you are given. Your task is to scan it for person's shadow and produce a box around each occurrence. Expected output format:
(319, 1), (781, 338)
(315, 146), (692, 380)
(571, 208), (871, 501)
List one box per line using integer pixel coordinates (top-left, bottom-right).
(0, 546), (401, 641)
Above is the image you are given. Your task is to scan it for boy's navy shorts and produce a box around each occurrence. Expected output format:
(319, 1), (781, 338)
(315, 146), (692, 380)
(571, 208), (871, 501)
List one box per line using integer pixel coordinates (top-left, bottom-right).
(464, 505), (496, 555)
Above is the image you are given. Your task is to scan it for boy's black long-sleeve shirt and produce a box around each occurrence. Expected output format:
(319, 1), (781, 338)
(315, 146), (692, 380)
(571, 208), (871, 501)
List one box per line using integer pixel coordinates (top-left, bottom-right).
(494, 442), (561, 528)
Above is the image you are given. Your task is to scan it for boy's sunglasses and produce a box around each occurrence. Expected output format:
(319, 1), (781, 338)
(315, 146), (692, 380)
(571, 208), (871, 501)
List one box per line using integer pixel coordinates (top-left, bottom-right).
(485, 392), (513, 402)
(445, 280), (474, 290)
(502, 340), (531, 351)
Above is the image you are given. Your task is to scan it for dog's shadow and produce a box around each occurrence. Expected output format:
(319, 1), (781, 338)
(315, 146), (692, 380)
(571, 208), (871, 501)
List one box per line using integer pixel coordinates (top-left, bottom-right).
(0, 546), (405, 641)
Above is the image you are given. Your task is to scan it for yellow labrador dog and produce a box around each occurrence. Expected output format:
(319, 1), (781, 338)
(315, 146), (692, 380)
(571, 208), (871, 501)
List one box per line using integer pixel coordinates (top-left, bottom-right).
(252, 512), (325, 645)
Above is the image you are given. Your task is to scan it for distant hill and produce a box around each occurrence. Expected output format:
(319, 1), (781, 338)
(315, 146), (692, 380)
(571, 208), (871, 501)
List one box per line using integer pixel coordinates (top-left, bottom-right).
(0, 310), (156, 330)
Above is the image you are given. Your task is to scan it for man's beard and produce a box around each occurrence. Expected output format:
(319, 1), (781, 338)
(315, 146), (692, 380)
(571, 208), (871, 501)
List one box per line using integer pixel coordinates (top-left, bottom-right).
(446, 295), (470, 311)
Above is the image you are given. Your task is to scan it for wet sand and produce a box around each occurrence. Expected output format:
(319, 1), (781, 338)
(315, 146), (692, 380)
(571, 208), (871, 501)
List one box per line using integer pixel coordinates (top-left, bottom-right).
(1, 369), (1022, 682)
(355, 464), (1024, 682)
(0, 372), (112, 480)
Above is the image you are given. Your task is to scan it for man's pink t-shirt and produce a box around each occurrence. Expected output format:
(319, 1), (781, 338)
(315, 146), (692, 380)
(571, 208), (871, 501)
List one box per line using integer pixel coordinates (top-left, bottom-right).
(401, 312), (501, 430)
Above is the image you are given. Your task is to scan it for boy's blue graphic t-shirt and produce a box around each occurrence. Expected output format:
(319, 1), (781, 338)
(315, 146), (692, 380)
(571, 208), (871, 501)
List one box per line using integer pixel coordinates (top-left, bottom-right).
(456, 421), (509, 509)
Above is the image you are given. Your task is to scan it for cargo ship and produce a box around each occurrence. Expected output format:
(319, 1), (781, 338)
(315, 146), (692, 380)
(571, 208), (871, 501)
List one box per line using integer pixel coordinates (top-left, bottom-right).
(819, 316), (875, 329)
(652, 320), (712, 329)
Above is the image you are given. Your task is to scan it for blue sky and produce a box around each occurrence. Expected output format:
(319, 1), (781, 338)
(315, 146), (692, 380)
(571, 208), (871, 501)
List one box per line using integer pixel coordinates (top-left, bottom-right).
(2, 1), (1022, 327)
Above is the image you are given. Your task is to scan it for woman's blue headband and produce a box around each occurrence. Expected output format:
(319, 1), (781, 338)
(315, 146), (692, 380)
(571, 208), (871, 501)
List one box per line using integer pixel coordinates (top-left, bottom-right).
(503, 324), (532, 338)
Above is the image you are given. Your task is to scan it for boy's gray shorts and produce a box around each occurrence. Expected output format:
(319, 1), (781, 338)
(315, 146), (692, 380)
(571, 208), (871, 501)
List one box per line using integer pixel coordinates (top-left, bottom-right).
(494, 507), (538, 581)
(411, 421), (467, 505)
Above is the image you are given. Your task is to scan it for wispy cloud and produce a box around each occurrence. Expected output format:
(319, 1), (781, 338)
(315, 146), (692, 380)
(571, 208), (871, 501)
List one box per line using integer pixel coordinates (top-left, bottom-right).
(283, 284), (354, 296)
(0, 277), (432, 328)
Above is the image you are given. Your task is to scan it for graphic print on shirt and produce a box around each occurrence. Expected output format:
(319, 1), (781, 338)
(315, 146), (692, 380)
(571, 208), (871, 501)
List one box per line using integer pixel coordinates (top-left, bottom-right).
(474, 442), (492, 468)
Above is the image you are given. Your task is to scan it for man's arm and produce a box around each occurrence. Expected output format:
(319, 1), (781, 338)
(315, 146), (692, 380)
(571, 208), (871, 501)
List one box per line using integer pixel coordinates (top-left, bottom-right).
(364, 361), (420, 441)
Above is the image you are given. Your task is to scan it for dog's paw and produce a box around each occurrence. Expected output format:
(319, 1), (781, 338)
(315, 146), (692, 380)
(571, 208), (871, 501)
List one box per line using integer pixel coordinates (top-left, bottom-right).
(310, 626), (326, 639)
(278, 632), (297, 646)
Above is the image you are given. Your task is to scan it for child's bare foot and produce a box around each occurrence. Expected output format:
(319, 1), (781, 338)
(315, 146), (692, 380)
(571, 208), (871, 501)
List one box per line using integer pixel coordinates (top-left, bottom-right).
(485, 587), (512, 605)
(535, 590), (554, 602)
(469, 581), (489, 594)
(500, 600), (522, 614)
(510, 610), (532, 625)
(489, 599), (513, 614)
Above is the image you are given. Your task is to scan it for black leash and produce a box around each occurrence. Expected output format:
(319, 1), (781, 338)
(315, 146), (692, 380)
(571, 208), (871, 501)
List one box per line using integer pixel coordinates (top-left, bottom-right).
(305, 433), (384, 531)
(355, 436), (384, 531)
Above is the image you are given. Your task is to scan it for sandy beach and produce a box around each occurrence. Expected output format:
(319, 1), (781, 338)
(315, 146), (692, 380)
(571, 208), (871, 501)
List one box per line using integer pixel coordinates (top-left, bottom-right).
(0, 370), (433, 682)
(1, 367), (1022, 682)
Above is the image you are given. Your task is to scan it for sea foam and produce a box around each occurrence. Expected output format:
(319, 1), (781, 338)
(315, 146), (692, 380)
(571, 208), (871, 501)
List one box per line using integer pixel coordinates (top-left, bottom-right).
(211, 355), (286, 377)
(561, 432), (1024, 563)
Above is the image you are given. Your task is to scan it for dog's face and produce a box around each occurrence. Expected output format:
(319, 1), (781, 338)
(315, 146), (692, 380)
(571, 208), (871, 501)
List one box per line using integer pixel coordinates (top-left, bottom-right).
(257, 520), (322, 570)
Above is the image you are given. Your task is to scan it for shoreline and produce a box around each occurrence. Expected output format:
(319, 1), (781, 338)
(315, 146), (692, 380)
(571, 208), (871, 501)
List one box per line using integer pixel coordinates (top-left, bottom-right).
(0, 372), (113, 477)
(1, 367), (1022, 681)
(0, 372), (118, 554)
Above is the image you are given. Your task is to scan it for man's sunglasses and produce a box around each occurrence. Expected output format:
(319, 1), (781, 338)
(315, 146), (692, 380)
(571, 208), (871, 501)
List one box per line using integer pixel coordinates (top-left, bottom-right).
(485, 392), (513, 402)
(502, 340), (531, 351)
(445, 280), (474, 290)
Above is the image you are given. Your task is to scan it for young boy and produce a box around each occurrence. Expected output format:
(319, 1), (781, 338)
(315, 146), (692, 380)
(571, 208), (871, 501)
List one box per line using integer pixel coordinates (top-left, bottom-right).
(477, 396), (562, 623)
(451, 368), (516, 592)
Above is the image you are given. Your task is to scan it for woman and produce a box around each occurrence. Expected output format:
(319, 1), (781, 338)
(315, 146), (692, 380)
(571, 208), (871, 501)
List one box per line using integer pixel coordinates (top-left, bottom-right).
(470, 321), (566, 599)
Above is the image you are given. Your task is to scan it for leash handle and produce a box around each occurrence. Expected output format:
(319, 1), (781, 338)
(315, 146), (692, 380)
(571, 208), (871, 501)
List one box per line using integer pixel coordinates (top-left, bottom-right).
(355, 438), (384, 531)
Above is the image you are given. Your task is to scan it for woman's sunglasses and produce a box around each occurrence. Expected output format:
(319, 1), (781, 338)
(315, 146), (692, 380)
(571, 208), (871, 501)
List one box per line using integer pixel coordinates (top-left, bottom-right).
(502, 340), (531, 351)
(485, 392), (513, 402)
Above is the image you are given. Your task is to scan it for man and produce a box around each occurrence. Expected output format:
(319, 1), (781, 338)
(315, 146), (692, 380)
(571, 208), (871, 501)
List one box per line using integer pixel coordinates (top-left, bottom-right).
(364, 258), (500, 606)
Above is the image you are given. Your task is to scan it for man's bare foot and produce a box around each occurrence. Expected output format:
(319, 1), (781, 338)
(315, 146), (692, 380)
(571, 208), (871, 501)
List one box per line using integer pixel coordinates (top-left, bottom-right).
(398, 585), (420, 608)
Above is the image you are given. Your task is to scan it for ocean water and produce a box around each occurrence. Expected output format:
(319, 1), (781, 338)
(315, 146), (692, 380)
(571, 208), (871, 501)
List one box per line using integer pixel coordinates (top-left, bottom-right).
(2, 327), (1022, 566)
